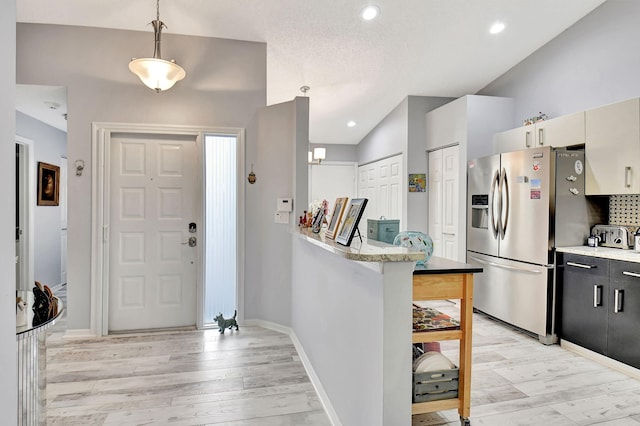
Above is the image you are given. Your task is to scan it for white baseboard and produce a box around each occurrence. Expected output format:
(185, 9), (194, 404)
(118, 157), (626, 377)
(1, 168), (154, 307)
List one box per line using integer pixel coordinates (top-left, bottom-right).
(63, 329), (97, 340)
(561, 339), (640, 381)
(244, 319), (341, 426)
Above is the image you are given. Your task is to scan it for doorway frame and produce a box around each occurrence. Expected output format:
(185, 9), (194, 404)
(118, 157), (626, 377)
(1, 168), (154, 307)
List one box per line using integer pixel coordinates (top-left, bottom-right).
(15, 135), (35, 293)
(91, 122), (245, 336)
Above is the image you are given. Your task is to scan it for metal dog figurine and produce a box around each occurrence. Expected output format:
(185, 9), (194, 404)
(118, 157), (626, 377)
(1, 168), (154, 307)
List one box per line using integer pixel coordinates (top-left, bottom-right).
(214, 310), (239, 334)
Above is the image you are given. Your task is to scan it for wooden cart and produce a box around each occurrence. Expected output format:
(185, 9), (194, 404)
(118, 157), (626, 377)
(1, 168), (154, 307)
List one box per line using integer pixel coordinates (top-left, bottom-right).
(412, 258), (481, 426)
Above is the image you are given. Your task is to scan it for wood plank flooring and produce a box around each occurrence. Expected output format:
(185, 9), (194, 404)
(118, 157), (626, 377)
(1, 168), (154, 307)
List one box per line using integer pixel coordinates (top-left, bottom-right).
(46, 295), (640, 425)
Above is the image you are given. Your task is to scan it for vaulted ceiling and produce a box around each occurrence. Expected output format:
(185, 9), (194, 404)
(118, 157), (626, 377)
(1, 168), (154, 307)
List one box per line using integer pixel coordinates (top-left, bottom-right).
(17, 0), (606, 143)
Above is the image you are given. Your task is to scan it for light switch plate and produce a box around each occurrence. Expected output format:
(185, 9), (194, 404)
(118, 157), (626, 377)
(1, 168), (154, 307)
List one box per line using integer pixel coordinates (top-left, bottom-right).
(274, 211), (289, 224)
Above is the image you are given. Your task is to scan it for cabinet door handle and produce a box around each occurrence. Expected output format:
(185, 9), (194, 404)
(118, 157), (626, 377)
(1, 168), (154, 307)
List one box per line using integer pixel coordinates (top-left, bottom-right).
(525, 131), (532, 148)
(625, 166), (632, 188)
(614, 289), (624, 313)
(566, 261), (596, 269)
(593, 285), (603, 307)
(622, 271), (640, 278)
(538, 128), (544, 146)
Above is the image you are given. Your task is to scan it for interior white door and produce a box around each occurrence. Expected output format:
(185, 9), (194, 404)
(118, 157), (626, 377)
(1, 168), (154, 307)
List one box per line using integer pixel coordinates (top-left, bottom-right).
(442, 145), (459, 257)
(428, 150), (443, 257)
(429, 146), (460, 261)
(108, 133), (199, 332)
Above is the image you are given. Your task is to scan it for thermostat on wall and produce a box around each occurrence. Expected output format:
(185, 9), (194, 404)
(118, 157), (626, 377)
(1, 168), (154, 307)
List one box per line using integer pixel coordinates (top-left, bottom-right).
(276, 198), (293, 212)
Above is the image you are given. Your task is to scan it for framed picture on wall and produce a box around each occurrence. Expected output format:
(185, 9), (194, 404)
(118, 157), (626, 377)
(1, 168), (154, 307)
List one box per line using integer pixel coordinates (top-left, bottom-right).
(325, 197), (348, 240)
(37, 162), (60, 206)
(336, 198), (368, 246)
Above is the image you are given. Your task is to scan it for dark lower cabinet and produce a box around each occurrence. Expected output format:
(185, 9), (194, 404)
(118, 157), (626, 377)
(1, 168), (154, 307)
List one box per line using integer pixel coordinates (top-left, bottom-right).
(560, 253), (640, 369)
(608, 260), (640, 368)
(560, 253), (609, 355)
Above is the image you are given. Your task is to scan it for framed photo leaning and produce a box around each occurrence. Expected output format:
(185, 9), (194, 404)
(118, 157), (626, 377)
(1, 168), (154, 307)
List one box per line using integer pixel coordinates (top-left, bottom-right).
(325, 197), (348, 239)
(37, 162), (60, 206)
(335, 198), (368, 246)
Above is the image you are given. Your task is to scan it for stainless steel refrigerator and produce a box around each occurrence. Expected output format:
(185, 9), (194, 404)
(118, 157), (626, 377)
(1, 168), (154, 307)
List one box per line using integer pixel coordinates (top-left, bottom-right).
(467, 146), (591, 343)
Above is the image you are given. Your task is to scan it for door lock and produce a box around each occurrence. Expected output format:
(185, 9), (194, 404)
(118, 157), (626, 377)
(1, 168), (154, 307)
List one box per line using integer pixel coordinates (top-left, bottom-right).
(182, 236), (197, 247)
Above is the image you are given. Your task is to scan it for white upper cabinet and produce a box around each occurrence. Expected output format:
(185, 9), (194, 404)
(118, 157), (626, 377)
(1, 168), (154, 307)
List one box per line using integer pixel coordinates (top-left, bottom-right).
(493, 111), (585, 154)
(585, 98), (640, 195)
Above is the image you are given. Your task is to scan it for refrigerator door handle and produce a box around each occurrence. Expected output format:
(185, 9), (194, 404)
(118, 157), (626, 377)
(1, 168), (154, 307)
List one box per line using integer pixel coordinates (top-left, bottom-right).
(499, 168), (509, 239)
(468, 255), (546, 275)
(490, 169), (500, 239)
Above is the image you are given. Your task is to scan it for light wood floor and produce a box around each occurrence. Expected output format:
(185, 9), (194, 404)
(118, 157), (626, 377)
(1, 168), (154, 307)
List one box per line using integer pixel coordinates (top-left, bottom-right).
(46, 296), (640, 425)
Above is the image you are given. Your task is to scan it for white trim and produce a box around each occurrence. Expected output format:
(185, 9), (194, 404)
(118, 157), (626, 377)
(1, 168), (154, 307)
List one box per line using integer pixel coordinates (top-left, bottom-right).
(15, 135), (35, 294)
(91, 122), (245, 336)
(245, 319), (341, 426)
(62, 329), (98, 339)
(561, 339), (640, 381)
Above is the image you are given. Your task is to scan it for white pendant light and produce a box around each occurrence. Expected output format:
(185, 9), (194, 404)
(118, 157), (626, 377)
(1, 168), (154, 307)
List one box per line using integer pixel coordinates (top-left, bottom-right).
(129, 0), (186, 92)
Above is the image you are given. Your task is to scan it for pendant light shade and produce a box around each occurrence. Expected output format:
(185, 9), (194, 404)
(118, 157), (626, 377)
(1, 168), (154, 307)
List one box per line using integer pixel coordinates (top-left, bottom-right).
(129, 1), (186, 92)
(129, 57), (185, 92)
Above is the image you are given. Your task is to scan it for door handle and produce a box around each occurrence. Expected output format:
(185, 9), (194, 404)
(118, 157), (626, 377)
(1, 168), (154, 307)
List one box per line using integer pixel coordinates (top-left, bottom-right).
(467, 255), (545, 274)
(499, 168), (509, 239)
(538, 128), (544, 146)
(566, 261), (596, 269)
(614, 289), (624, 313)
(182, 236), (197, 247)
(622, 271), (640, 278)
(525, 131), (532, 148)
(625, 166), (632, 188)
(490, 170), (500, 239)
(593, 284), (602, 307)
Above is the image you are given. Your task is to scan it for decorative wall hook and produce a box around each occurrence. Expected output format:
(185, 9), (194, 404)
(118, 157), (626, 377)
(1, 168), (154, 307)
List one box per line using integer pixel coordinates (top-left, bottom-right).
(247, 164), (256, 184)
(74, 160), (85, 176)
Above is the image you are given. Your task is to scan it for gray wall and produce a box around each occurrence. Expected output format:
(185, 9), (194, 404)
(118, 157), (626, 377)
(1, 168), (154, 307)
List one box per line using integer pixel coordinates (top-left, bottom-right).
(16, 111), (67, 288)
(309, 143), (358, 162)
(17, 23), (266, 330)
(245, 97), (309, 327)
(357, 98), (408, 166)
(1, 2), (16, 422)
(480, 0), (640, 125)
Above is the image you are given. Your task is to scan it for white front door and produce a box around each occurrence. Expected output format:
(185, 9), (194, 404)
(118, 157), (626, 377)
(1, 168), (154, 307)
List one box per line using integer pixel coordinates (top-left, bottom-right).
(108, 132), (199, 332)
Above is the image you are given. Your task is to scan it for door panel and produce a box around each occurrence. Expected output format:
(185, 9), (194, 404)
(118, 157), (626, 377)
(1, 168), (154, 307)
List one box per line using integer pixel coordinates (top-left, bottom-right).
(428, 150), (442, 257)
(499, 147), (551, 265)
(109, 133), (198, 332)
(466, 154), (500, 257)
(467, 251), (552, 337)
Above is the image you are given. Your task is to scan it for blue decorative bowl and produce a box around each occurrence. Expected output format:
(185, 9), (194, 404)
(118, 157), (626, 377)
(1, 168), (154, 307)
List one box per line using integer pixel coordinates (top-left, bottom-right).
(393, 231), (434, 265)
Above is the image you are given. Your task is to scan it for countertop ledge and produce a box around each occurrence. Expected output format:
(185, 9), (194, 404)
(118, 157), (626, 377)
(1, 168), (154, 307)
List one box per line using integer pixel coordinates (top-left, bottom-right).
(296, 228), (425, 262)
(558, 246), (640, 263)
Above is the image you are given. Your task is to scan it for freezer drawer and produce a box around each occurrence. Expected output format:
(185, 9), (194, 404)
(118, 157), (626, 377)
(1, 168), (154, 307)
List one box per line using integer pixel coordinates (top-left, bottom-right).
(467, 251), (554, 339)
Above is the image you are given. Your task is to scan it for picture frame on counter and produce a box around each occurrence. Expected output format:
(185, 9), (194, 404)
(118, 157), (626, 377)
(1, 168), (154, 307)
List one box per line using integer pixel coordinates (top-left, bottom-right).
(311, 208), (325, 234)
(336, 198), (368, 246)
(325, 197), (348, 239)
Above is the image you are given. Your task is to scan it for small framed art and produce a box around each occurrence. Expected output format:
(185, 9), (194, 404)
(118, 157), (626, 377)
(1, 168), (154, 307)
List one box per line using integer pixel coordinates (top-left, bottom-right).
(37, 162), (60, 206)
(325, 197), (348, 240)
(336, 198), (368, 246)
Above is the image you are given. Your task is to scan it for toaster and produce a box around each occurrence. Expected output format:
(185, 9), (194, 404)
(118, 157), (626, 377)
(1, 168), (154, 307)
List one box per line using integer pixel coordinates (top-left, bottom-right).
(591, 224), (634, 249)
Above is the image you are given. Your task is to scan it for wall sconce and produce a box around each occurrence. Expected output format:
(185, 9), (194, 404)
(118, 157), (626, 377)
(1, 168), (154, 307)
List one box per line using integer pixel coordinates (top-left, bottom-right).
(74, 160), (85, 176)
(308, 147), (326, 164)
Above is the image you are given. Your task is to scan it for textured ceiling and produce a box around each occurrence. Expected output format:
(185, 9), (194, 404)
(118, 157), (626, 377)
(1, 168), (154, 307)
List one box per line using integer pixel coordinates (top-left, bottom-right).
(17, 0), (606, 143)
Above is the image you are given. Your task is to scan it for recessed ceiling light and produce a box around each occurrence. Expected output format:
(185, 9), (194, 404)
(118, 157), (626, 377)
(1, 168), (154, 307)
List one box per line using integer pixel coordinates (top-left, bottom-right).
(347, 120), (357, 127)
(361, 5), (380, 21)
(490, 21), (505, 34)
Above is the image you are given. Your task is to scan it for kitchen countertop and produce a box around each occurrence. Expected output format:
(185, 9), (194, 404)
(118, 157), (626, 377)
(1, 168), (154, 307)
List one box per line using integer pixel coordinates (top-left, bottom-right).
(557, 246), (640, 263)
(296, 228), (425, 262)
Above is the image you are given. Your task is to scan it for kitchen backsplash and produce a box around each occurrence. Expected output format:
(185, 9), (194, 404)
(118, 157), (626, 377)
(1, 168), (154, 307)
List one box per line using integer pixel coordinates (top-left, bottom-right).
(609, 195), (640, 226)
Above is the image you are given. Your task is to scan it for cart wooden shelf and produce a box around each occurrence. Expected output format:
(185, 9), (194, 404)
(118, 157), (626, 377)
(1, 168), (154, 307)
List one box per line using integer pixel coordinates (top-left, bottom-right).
(412, 257), (482, 426)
